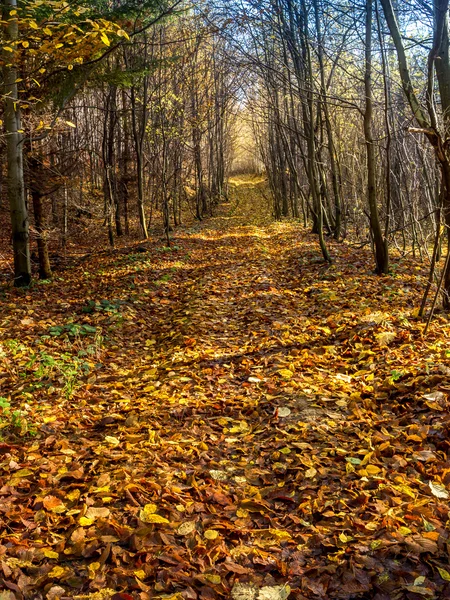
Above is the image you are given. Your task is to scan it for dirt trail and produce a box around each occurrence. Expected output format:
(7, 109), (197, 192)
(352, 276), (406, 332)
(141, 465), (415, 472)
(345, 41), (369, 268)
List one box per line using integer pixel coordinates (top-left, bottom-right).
(1, 177), (450, 599)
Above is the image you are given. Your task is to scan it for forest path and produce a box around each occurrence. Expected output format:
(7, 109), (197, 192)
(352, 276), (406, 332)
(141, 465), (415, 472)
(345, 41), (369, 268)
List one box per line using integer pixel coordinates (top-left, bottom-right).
(1, 178), (450, 599)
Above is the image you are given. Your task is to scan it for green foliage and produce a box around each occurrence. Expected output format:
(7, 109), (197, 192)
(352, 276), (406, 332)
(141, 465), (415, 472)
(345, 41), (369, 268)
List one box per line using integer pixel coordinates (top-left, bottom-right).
(0, 397), (32, 436)
(24, 350), (93, 399)
(48, 323), (97, 337)
(82, 299), (125, 314)
(390, 369), (404, 382)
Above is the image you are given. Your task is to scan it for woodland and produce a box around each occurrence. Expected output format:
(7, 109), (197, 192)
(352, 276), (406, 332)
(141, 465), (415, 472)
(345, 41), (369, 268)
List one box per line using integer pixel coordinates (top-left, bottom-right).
(2, 0), (450, 599)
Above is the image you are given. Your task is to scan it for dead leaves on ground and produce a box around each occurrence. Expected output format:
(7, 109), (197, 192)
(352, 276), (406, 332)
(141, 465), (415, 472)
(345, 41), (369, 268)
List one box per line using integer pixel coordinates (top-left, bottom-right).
(1, 185), (450, 598)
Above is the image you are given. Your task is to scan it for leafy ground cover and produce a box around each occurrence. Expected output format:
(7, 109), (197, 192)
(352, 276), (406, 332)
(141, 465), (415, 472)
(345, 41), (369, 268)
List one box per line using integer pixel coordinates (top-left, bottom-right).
(1, 178), (450, 600)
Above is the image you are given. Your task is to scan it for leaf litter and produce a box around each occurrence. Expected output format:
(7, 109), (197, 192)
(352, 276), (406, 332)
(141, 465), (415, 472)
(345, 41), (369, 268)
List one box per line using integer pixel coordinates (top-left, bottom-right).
(1, 180), (450, 598)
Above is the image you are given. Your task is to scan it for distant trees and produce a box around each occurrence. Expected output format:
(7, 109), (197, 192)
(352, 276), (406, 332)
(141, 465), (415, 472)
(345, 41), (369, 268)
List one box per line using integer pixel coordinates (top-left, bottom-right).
(229, 0), (449, 305)
(1, 0), (237, 284)
(3, 0), (450, 310)
(380, 0), (450, 306)
(1, 0), (130, 285)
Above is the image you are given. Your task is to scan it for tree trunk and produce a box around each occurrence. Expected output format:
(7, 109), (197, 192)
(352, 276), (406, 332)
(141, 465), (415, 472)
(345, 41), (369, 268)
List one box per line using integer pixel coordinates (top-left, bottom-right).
(3, 0), (31, 286)
(130, 80), (149, 239)
(365, 0), (389, 274)
(313, 0), (342, 240)
(31, 189), (52, 279)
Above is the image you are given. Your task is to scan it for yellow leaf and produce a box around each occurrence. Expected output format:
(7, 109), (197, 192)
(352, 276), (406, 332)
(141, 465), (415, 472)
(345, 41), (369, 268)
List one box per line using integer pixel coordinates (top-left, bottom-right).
(29, 21), (39, 29)
(48, 566), (66, 579)
(398, 526), (412, 536)
(204, 574), (221, 585)
(269, 529), (292, 540)
(392, 483), (416, 499)
(361, 452), (373, 466)
(22, 41), (29, 48)
(305, 468), (317, 478)
(101, 32), (110, 46)
(79, 517), (95, 526)
(3, 46), (13, 52)
(278, 369), (294, 379)
(204, 529), (219, 540)
(140, 513), (169, 524)
(104, 435), (120, 446)
(43, 416), (57, 424)
(134, 569), (146, 580)
(438, 568), (450, 582)
(65, 121), (76, 128)
(117, 29), (130, 40)
(139, 504), (168, 523)
(140, 503), (157, 515)
(14, 468), (33, 478)
(366, 465), (381, 476)
(88, 562), (100, 579)
(43, 549), (59, 559)
(67, 489), (80, 502)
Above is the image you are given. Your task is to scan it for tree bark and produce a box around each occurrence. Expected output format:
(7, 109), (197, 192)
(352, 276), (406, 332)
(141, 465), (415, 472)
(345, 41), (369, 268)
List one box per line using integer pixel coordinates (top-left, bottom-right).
(365, 0), (389, 274)
(3, 0), (31, 286)
(31, 189), (52, 279)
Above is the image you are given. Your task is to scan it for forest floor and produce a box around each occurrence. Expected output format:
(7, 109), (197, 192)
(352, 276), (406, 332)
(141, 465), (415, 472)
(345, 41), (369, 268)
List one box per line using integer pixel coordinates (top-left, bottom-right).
(1, 176), (450, 600)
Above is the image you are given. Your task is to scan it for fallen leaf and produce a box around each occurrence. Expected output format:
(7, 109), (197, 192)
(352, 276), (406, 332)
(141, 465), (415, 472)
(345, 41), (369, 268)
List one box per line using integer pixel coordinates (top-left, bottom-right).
(231, 583), (258, 600)
(277, 406), (291, 417)
(258, 585), (291, 600)
(305, 467), (317, 478)
(85, 506), (110, 520)
(177, 521), (196, 535)
(204, 529), (219, 540)
(438, 567), (450, 581)
(104, 435), (121, 446)
(48, 566), (67, 579)
(429, 481), (449, 499)
(277, 369), (294, 379)
(139, 508), (169, 524)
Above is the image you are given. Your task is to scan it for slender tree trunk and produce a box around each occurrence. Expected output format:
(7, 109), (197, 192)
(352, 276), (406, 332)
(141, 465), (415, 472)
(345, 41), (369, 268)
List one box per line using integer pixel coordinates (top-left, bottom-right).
(3, 0), (31, 286)
(31, 190), (52, 279)
(313, 0), (342, 240)
(29, 155), (52, 280)
(365, 0), (389, 274)
(303, 1), (331, 262)
(62, 184), (68, 254)
(434, 1), (450, 307)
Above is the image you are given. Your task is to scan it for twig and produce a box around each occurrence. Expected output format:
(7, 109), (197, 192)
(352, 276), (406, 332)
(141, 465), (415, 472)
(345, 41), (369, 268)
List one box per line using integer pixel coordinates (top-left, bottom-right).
(419, 207), (442, 318)
(424, 249), (450, 335)
(126, 489), (141, 507)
